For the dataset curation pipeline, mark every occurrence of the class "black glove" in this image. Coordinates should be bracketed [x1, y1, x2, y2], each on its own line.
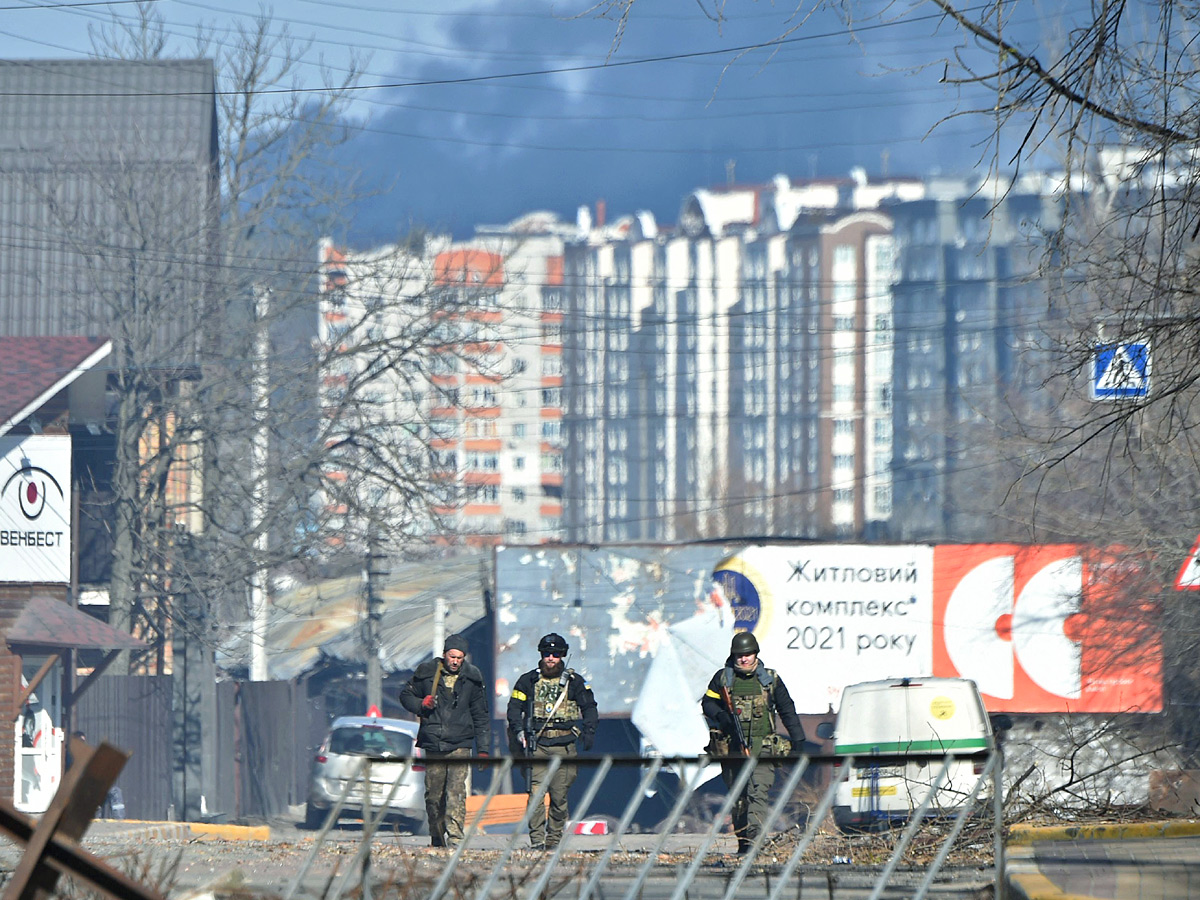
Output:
[715, 711, 737, 734]
[579, 732, 594, 751]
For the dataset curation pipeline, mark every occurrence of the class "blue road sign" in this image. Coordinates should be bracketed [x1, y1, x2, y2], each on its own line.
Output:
[1090, 342, 1150, 400]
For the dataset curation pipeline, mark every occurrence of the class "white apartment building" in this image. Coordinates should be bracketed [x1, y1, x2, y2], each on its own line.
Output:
[317, 213, 575, 549]
[563, 171, 919, 543]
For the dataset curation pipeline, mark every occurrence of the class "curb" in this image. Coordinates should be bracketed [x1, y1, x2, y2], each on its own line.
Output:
[187, 822, 271, 841]
[1005, 820, 1200, 900]
[1008, 820, 1200, 845]
[1005, 845, 1101, 900]
[91, 820, 271, 842]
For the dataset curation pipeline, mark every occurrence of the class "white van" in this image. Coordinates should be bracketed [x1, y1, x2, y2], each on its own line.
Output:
[824, 677, 1000, 833]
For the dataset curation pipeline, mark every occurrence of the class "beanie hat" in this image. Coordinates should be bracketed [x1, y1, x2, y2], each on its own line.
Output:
[444, 633, 469, 654]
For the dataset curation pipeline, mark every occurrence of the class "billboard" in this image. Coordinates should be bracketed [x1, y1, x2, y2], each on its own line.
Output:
[494, 542, 1162, 721]
[0, 435, 72, 584]
[932, 544, 1160, 713]
[712, 544, 933, 712]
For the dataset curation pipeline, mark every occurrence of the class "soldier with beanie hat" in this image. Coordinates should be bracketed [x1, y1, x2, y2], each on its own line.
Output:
[400, 633, 490, 848]
[701, 631, 806, 855]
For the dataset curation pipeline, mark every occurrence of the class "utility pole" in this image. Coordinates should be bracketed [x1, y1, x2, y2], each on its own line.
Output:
[249, 289, 271, 681]
[364, 538, 386, 712]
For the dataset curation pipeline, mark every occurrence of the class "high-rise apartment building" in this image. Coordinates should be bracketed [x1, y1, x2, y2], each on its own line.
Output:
[317, 213, 575, 548]
[888, 176, 1062, 541]
[563, 171, 923, 543]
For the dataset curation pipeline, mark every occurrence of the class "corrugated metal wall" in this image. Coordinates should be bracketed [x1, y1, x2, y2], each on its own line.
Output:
[76, 676, 326, 822]
[230, 680, 327, 818]
[75, 675, 173, 821]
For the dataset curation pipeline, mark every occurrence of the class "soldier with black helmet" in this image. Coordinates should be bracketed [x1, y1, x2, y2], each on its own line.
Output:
[702, 631, 806, 855]
[506, 632, 598, 850]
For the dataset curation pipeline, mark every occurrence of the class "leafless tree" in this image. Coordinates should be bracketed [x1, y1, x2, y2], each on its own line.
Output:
[75, 4, 489, 672]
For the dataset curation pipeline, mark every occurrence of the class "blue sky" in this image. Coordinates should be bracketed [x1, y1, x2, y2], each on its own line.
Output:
[1, 0, 1055, 243]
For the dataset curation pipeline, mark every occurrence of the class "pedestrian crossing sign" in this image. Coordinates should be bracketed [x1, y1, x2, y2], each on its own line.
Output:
[1177, 533, 1200, 590]
[1090, 342, 1150, 400]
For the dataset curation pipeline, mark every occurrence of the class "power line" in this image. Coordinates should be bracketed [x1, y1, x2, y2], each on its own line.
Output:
[0, 3, 1003, 99]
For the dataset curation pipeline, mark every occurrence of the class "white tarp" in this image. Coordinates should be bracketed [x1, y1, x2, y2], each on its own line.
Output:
[630, 603, 731, 785]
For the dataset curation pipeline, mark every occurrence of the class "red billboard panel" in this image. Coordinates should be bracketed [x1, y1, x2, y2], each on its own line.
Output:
[933, 544, 1161, 713]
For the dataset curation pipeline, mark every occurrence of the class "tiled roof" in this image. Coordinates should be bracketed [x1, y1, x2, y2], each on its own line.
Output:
[8, 595, 145, 650]
[0, 336, 111, 435]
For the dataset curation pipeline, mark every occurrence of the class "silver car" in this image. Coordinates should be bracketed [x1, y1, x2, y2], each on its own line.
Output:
[305, 716, 427, 831]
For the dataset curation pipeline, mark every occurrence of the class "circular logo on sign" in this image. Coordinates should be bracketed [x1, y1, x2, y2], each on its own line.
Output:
[930, 696, 956, 720]
[2, 465, 64, 521]
[712, 554, 771, 637]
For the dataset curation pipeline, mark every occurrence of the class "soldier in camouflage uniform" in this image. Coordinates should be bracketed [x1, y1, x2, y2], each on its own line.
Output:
[400, 634, 490, 848]
[702, 632, 806, 854]
[506, 633, 598, 850]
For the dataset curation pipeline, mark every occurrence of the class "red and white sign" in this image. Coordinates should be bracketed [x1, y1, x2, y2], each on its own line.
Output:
[1176, 534, 1200, 590]
[0, 436, 71, 584]
[932, 544, 1160, 713]
[573, 819, 609, 835]
[714, 543, 1161, 715]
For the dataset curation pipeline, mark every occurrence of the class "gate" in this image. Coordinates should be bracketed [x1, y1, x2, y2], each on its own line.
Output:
[73, 676, 172, 821]
[218, 679, 327, 819]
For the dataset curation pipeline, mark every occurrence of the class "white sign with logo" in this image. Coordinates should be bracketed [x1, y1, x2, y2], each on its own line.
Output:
[0, 436, 71, 583]
[713, 544, 935, 712]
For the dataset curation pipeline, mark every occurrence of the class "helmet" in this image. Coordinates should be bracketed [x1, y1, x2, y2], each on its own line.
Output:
[730, 632, 759, 656]
[538, 633, 569, 656]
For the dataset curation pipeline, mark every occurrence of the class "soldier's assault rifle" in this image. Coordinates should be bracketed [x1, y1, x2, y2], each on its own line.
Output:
[519, 709, 536, 785]
[719, 685, 751, 757]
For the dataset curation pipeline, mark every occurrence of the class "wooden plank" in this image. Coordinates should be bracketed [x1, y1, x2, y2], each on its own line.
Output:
[0, 799, 164, 900]
[0, 740, 159, 900]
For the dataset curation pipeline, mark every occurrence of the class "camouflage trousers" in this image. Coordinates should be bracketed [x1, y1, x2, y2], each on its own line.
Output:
[721, 759, 776, 850]
[424, 747, 471, 847]
[527, 743, 577, 848]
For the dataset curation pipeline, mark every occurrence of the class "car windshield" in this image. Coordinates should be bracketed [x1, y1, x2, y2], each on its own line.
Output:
[329, 726, 414, 757]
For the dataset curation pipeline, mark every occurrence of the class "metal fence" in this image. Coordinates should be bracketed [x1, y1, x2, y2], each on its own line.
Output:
[286, 750, 1005, 900]
[76, 676, 327, 821]
[75, 676, 173, 821]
